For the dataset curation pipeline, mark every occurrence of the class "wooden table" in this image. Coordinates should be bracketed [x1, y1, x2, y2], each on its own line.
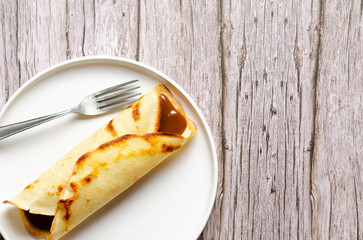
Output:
[1, 1, 362, 239]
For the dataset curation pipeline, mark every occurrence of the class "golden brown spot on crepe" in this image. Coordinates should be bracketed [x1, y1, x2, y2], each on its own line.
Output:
[86, 199, 90, 202]
[24, 180, 39, 189]
[3, 200, 10, 204]
[132, 102, 141, 121]
[75, 152, 91, 167]
[99, 162, 108, 167]
[84, 175, 92, 183]
[99, 133, 183, 152]
[57, 185, 64, 195]
[81, 173, 95, 185]
[59, 182, 78, 221]
[146, 148, 156, 156]
[59, 198, 73, 221]
[70, 182, 77, 190]
[162, 143, 181, 153]
[98, 134, 136, 150]
[106, 119, 117, 137]
[89, 161, 109, 176]
[126, 96, 142, 109]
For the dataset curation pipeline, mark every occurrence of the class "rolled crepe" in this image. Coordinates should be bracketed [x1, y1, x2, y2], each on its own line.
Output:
[4, 84, 196, 240]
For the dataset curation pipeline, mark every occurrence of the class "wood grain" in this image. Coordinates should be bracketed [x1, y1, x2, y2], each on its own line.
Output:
[310, 0, 363, 238]
[1, 0, 362, 239]
[219, 0, 318, 238]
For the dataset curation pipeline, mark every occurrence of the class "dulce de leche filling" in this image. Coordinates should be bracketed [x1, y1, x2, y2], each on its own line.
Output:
[158, 94, 187, 135]
[23, 210, 54, 232]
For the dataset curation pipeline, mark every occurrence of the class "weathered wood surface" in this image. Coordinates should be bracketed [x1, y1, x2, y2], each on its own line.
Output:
[0, 0, 362, 239]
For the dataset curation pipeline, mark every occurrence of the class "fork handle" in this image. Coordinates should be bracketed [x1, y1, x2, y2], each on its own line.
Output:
[0, 109, 73, 140]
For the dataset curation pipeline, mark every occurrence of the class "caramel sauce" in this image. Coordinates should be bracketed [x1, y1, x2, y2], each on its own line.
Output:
[158, 94, 187, 135]
[23, 210, 54, 231]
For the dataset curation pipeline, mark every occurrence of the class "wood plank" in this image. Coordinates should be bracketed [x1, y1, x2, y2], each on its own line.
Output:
[310, 0, 363, 238]
[0, 0, 20, 108]
[66, 0, 139, 58]
[218, 0, 321, 238]
[17, 1, 67, 83]
[0, 0, 68, 109]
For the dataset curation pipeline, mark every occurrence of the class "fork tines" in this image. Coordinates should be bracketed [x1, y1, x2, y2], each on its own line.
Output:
[94, 79, 139, 97]
[95, 80, 141, 111]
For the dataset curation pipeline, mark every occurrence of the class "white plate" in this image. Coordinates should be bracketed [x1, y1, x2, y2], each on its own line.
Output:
[0, 56, 217, 240]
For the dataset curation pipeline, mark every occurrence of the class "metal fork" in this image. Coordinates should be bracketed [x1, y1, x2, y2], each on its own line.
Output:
[0, 80, 141, 140]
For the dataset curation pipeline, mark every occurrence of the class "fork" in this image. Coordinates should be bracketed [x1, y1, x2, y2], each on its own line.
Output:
[0, 80, 141, 140]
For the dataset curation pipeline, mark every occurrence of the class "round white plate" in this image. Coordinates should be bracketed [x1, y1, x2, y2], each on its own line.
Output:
[0, 56, 217, 240]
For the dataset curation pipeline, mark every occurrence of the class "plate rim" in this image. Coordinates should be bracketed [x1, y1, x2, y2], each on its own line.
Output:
[0, 56, 218, 240]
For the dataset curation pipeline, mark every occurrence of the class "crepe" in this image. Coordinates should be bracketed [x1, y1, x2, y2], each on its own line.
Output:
[3, 84, 196, 240]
